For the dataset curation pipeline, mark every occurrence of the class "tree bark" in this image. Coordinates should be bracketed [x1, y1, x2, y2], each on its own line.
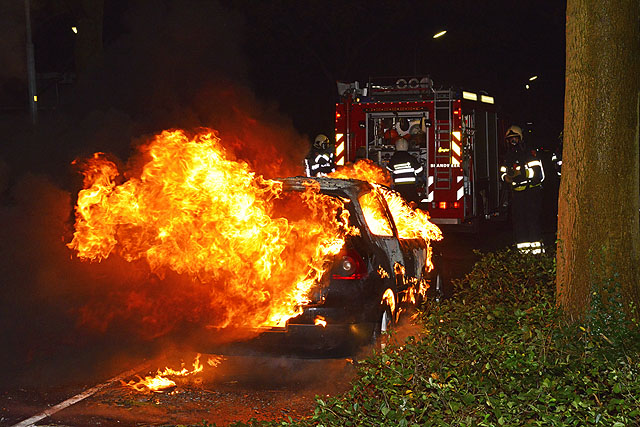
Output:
[557, 0, 640, 320]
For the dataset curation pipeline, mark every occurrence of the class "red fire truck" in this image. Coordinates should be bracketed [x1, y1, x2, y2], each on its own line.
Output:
[334, 76, 507, 228]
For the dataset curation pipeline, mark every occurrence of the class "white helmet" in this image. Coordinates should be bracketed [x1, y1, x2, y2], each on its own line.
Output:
[395, 138, 409, 151]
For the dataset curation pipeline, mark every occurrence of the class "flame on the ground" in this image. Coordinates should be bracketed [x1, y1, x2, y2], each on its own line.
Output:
[122, 354, 219, 393]
[68, 129, 353, 329]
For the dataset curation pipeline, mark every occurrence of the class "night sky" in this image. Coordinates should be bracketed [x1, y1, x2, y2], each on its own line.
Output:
[0, 0, 566, 127]
[239, 0, 566, 143]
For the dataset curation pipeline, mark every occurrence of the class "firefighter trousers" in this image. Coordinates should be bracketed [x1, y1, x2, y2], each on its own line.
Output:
[510, 187, 543, 246]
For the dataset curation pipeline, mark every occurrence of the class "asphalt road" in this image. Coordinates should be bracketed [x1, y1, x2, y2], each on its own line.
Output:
[1, 352, 357, 426]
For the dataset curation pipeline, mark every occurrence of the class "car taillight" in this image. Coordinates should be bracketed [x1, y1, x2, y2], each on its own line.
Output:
[332, 250, 366, 280]
[434, 201, 461, 209]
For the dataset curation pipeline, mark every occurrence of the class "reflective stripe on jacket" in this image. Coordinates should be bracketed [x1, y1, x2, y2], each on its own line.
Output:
[386, 152, 422, 185]
[499, 148, 545, 191]
[305, 151, 336, 177]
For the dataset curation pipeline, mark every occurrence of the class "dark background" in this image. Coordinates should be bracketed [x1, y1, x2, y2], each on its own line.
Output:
[0, 0, 565, 378]
[1, 0, 566, 165]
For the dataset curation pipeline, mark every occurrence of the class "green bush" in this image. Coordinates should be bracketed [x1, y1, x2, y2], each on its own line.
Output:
[235, 249, 640, 427]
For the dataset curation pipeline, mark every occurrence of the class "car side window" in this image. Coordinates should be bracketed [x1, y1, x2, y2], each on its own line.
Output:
[359, 191, 394, 237]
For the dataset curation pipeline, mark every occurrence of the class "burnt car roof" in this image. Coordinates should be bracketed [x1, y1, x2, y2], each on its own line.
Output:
[277, 177, 372, 197]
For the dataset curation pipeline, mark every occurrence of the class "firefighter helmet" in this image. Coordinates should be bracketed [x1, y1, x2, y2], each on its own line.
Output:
[395, 138, 409, 151]
[314, 134, 330, 150]
[505, 125, 523, 141]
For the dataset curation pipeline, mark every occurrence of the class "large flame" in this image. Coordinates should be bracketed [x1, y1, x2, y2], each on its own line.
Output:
[69, 129, 352, 329]
[330, 159, 392, 186]
[375, 185, 442, 243]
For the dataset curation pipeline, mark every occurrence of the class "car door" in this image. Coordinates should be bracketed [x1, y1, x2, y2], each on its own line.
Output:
[357, 190, 405, 288]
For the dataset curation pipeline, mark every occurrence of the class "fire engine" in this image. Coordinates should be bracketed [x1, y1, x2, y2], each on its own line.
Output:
[334, 76, 507, 228]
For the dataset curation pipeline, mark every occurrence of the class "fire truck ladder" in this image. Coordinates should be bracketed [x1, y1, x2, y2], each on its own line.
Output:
[434, 90, 454, 190]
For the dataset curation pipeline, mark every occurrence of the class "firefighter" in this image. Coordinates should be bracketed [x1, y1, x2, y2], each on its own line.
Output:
[304, 134, 336, 177]
[500, 125, 546, 254]
[386, 138, 423, 205]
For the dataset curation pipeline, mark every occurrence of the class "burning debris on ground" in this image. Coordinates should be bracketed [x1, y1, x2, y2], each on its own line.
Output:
[40, 354, 357, 426]
[120, 353, 224, 394]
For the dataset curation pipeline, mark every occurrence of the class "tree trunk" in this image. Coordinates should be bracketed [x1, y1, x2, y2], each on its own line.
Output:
[557, 0, 640, 320]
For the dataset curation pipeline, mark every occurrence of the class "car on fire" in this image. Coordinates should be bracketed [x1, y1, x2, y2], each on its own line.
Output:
[229, 176, 442, 356]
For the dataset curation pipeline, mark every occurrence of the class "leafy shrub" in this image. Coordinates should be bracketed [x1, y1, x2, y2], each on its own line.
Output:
[234, 249, 640, 427]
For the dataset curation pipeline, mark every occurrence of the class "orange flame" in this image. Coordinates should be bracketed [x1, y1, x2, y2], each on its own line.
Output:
[331, 160, 442, 274]
[122, 353, 214, 393]
[314, 315, 327, 327]
[375, 186, 442, 243]
[359, 191, 394, 236]
[377, 265, 389, 278]
[330, 159, 392, 186]
[68, 129, 353, 329]
[382, 288, 396, 313]
[376, 186, 442, 272]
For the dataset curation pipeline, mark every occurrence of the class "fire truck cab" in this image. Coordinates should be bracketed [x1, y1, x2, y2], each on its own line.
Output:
[335, 77, 507, 228]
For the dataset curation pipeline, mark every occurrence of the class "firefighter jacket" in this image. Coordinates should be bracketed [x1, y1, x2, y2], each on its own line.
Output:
[386, 151, 423, 185]
[500, 145, 545, 192]
[304, 150, 336, 177]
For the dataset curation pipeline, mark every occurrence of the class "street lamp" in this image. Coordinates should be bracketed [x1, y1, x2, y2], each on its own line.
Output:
[529, 75, 538, 81]
[433, 30, 447, 39]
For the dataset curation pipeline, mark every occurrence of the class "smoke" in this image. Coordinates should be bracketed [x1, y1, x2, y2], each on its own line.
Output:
[0, 0, 311, 378]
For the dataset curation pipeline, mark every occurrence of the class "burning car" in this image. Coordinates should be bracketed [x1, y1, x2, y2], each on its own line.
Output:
[67, 130, 441, 355]
[231, 176, 442, 355]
